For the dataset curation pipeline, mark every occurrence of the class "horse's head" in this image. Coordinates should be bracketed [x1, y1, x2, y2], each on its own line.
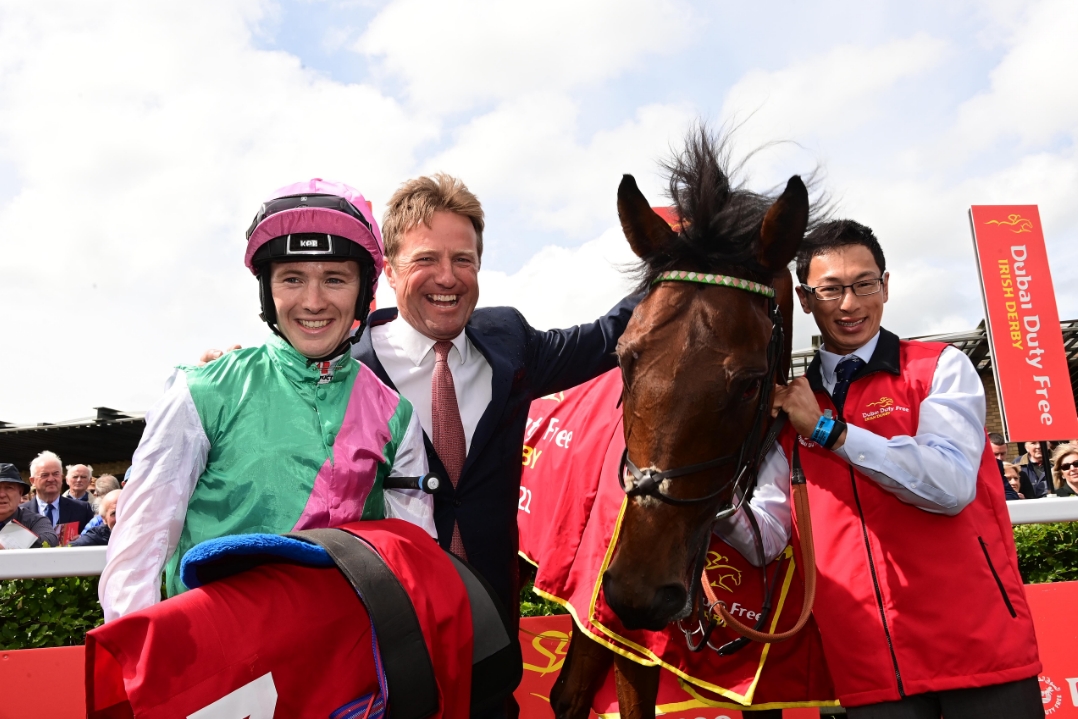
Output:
[602, 133, 807, 631]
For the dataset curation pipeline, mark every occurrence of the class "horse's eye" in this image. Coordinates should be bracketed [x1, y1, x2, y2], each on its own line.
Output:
[742, 378, 763, 399]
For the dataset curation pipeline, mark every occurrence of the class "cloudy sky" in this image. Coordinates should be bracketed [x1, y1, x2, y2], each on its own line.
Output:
[1, 0, 1076, 424]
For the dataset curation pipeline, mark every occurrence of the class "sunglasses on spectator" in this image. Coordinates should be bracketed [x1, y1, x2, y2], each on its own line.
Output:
[1060, 461, 1078, 472]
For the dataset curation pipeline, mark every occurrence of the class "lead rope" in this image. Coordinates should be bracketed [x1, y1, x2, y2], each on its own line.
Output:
[707, 440, 817, 643]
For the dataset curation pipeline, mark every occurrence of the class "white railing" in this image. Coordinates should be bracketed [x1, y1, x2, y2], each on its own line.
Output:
[1005, 496, 1078, 525]
[1, 500, 1076, 581]
[0, 545, 107, 580]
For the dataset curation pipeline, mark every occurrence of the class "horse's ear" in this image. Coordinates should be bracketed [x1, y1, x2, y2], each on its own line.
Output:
[618, 174, 677, 258]
[757, 175, 809, 272]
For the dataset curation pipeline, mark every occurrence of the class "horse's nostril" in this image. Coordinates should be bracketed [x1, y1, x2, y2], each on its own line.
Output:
[655, 584, 687, 616]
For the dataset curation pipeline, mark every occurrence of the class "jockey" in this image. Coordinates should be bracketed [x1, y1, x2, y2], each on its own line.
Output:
[100, 179, 435, 622]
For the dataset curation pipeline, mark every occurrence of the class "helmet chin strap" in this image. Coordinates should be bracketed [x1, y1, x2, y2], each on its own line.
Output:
[257, 267, 372, 366]
[262, 317, 364, 366]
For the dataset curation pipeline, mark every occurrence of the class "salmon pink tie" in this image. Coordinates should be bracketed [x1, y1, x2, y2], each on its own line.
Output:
[432, 340, 467, 558]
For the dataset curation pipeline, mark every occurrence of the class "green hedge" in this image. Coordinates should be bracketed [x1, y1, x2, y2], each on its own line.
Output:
[1013, 522, 1078, 584]
[1, 523, 1075, 650]
[0, 576, 103, 650]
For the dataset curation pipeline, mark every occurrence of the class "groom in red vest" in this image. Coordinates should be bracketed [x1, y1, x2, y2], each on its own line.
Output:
[725, 220, 1042, 718]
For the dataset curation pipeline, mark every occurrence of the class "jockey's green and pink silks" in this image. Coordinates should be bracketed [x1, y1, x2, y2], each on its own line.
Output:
[162, 337, 416, 596]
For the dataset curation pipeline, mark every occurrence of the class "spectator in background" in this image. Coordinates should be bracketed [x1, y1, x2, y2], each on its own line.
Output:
[1003, 463, 1024, 499]
[94, 475, 120, 497]
[71, 489, 120, 546]
[1017, 442, 1050, 498]
[0, 463, 58, 548]
[81, 474, 123, 535]
[988, 432, 1009, 462]
[63, 464, 93, 502]
[21, 451, 94, 540]
[1051, 443, 1078, 498]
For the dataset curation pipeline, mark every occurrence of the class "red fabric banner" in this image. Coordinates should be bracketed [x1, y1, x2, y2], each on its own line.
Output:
[1, 582, 1073, 716]
[970, 205, 1078, 441]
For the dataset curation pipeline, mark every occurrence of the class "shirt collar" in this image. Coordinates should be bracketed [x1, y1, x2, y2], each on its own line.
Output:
[384, 315, 470, 367]
[818, 331, 881, 386]
[36, 496, 58, 512]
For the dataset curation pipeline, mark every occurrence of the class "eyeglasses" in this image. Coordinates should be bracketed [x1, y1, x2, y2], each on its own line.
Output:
[1060, 461, 1078, 472]
[801, 278, 884, 301]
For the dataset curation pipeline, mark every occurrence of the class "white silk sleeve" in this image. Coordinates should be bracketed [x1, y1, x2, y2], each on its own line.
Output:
[99, 370, 208, 622]
[383, 409, 436, 540]
[712, 442, 792, 567]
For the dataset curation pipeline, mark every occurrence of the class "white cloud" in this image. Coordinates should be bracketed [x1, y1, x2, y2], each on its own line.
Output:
[477, 226, 639, 329]
[720, 34, 949, 148]
[426, 96, 694, 240]
[355, 0, 692, 113]
[0, 0, 435, 423]
[950, 0, 1078, 153]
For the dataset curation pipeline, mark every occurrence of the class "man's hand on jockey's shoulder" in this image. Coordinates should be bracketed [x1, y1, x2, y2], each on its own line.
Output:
[198, 345, 242, 366]
[771, 377, 847, 450]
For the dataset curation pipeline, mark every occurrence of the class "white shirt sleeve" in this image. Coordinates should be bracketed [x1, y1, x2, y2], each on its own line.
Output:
[383, 409, 437, 540]
[834, 346, 984, 515]
[713, 442, 792, 567]
[99, 370, 208, 622]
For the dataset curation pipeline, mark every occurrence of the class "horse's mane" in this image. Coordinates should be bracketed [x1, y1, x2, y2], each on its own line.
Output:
[632, 128, 785, 292]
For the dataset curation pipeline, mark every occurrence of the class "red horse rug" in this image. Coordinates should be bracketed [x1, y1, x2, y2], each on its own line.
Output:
[519, 369, 837, 713]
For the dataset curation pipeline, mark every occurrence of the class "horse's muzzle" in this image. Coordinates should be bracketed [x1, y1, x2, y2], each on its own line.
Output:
[602, 571, 689, 631]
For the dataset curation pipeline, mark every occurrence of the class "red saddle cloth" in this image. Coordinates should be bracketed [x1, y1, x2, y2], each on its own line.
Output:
[86, 520, 473, 719]
[520, 369, 836, 712]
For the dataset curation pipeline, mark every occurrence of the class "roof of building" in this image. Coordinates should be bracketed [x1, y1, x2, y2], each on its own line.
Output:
[0, 407, 146, 470]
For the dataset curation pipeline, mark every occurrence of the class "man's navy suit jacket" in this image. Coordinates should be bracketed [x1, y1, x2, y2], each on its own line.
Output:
[20, 495, 95, 533]
[353, 298, 638, 612]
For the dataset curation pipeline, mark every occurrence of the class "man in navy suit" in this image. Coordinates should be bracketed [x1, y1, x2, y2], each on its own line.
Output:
[21, 451, 95, 540]
[354, 174, 638, 622]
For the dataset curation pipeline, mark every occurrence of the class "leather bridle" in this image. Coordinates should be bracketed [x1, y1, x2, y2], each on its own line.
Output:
[618, 276, 785, 521]
[616, 270, 816, 654]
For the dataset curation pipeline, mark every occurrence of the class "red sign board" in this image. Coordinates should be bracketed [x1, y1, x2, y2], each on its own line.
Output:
[4, 583, 1076, 717]
[970, 205, 1078, 442]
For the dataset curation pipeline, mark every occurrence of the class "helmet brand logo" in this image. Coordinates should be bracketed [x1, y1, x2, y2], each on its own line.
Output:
[286, 233, 333, 254]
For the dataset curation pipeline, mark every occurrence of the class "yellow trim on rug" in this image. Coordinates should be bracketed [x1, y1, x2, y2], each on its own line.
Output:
[532, 584, 657, 665]
[678, 677, 841, 710]
[582, 497, 801, 706]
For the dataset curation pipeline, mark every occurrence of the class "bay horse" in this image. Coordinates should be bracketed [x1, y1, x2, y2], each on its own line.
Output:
[547, 130, 808, 719]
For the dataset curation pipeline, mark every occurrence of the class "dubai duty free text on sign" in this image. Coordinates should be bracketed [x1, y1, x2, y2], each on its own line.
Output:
[970, 205, 1078, 441]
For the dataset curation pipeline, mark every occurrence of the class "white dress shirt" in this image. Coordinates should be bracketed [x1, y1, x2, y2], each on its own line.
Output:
[717, 331, 986, 565]
[371, 315, 493, 452]
[34, 497, 60, 526]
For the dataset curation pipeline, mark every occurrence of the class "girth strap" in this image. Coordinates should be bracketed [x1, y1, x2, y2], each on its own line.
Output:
[286, 528, 439, 719]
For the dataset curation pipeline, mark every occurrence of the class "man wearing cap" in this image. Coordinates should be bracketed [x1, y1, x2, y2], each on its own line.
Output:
[102, 179, 433, 622]
[0, 463, 58, 549]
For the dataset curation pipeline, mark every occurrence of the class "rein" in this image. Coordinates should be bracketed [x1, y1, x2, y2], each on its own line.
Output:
[619, 269, 818, 651]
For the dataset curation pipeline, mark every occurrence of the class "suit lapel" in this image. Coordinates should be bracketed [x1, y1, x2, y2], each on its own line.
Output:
[357, 309, 451, 480]
[462, 320, 513, 478]
[354, 308, 400, 391]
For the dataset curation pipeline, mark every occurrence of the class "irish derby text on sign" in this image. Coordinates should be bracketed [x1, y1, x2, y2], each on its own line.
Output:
[970, 205, 1078, 441]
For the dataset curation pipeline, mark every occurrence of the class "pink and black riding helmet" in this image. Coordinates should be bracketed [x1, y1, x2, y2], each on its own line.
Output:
[245, 179, 384, 339]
